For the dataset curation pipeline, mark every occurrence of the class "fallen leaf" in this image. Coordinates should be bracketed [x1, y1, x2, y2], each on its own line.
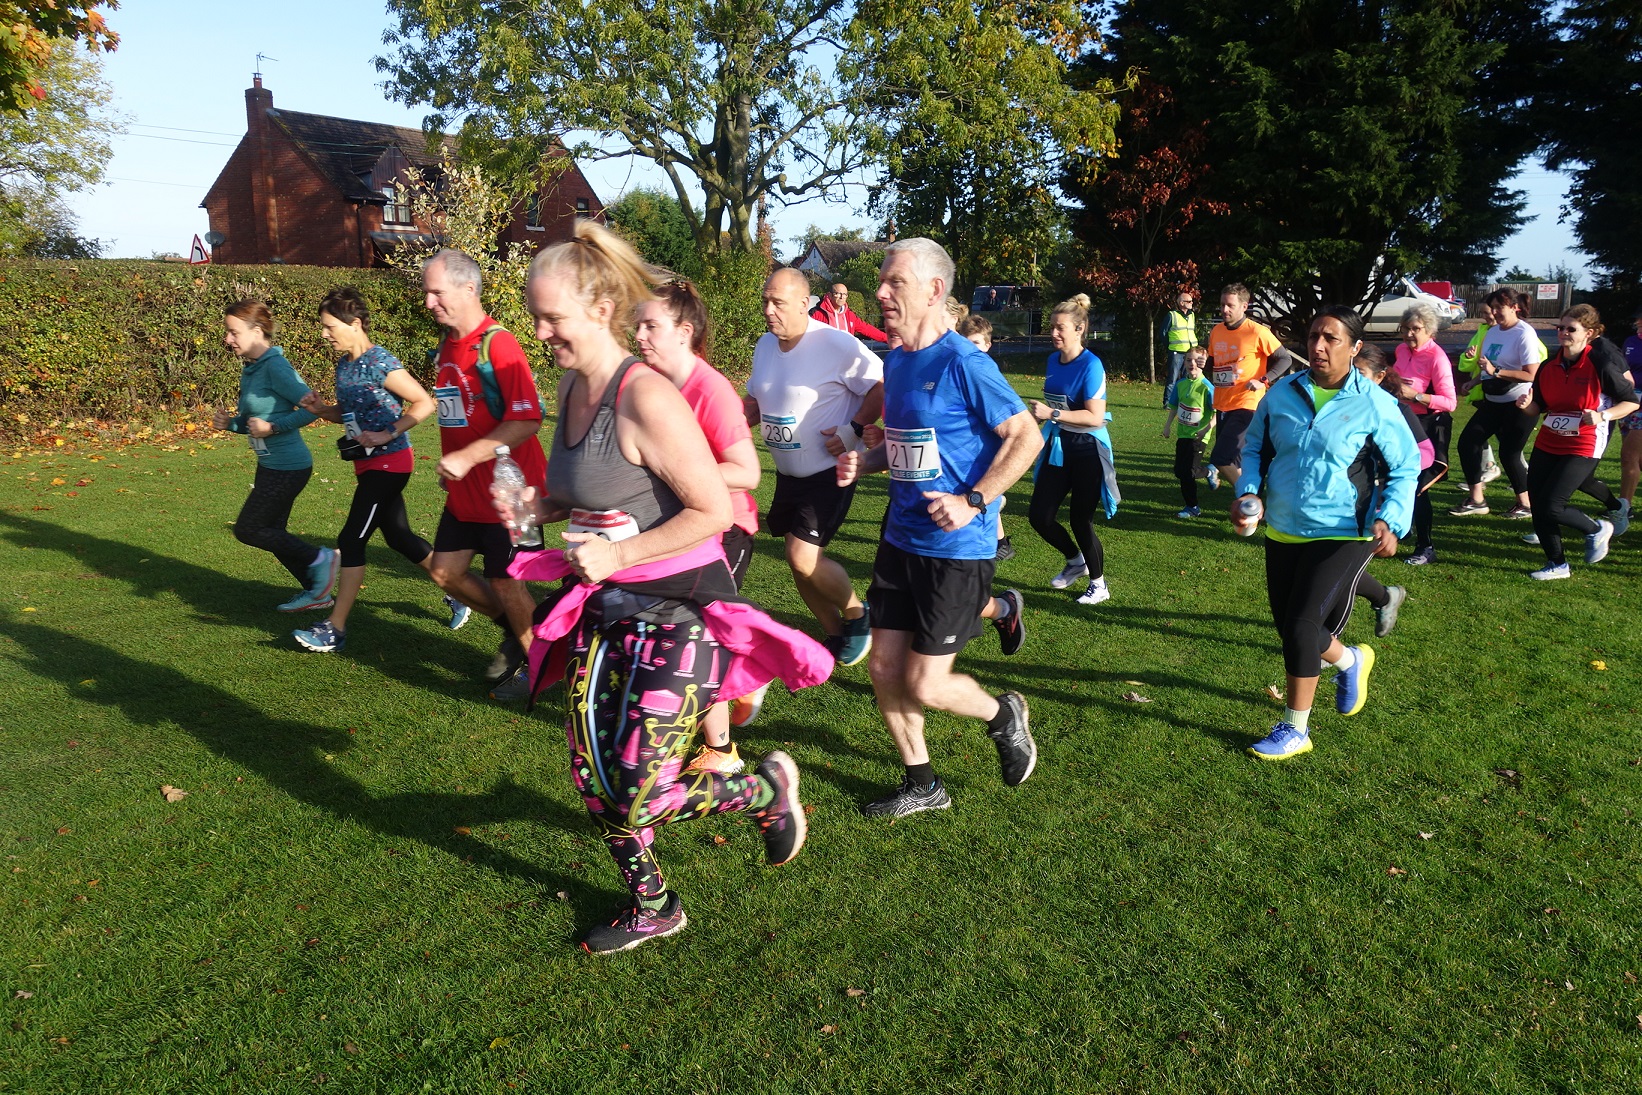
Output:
[21, 606, 35, 613]
[555, 891, 569, 902]
[49, 477, 64, 486]
[1121, 691, 1152, 703]
[1626, 972, 1637, 984]
[14, 991, 32, 999]
[1418, 831, 1434, 840]
[79, 679, 93, 686]
[453, 826, 472, 835]
[159, 785, 187, 803]
[343, 1041, 360, 1054]
[1264, 684, 1283, 702]
[1386, 866, 1407, 876]
[820, 1024, 836, 1034]
[711, 834, 728, 845]
[489, 1036, 512, 1049]
[1564, 980, 1574, 991]
[1123, 680, 1144, 686]
[846, 988, 865, 997]
[1591, 660, 1607, 670]
[56, 827, 69, 835]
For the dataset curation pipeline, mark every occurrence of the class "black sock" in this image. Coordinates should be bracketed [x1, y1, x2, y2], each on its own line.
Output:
[491, 612, 511, 633]
[986, 696, 1012, 734]
[708, 741, 733, 754]
[906, 761, 936, 788]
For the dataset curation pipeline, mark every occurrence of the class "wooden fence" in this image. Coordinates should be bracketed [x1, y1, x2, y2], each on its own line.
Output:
[1451, 281, 1572, 320]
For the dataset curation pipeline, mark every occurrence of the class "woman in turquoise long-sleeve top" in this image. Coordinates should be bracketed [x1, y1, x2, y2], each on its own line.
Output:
[209, 298, 338, 611]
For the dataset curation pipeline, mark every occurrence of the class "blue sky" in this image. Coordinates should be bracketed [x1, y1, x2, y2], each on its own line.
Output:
[71, 0, 1594, 284]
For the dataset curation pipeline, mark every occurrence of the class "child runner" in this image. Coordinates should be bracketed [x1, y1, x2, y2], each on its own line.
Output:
[1162, 345, 1219, 516]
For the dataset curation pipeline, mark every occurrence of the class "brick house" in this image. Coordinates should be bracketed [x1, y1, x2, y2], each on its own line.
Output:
[201, 77, 604, 267]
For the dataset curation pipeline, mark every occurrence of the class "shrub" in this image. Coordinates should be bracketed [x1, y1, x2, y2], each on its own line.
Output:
[695, 250, 772, 384]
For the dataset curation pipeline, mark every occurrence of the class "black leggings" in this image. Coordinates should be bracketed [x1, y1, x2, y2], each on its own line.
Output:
[1264, 538, 1375, 678]
[1528, 450, 1601, 565]
[234, 465, 320, 583]
[1357, 571, 1390, 609]
[1410, 412, 1451, 550]
[1459, 401, 1535, 493]
[338, 471, 432, 568]
[1174, 437, 1207, 507]
[1029, 438, 1106, 577]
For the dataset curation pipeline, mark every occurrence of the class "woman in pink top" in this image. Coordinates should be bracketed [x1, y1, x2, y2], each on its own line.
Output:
[635, 280, 765, 776]
[1388, 302, 1457, 565]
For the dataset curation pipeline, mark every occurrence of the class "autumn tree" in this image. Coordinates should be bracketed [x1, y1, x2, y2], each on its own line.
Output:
[0, 1, 117, 113]
[378, 0, 869, 257]
[0, 42, 123, 256]
[842, 0, 1122, 294]
[1100, 0, 1546, 332]
[1065, 81, 1228, 380]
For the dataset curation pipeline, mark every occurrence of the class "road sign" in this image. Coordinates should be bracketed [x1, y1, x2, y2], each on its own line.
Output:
[189, 234, 211, 265]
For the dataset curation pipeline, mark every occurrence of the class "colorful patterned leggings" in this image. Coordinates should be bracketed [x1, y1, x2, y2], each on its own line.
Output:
[563, 612, 764, 898]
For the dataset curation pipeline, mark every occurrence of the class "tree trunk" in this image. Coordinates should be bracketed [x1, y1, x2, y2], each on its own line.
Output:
[1146, 306, 1158, 385]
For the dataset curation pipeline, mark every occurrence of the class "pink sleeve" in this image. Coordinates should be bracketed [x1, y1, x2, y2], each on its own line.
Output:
[1422, 342, 1457, 412]
[690, 364, 751, 459]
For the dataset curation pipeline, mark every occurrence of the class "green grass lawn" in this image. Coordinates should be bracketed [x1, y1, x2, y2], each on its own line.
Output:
[3, 372, 1641, 1093]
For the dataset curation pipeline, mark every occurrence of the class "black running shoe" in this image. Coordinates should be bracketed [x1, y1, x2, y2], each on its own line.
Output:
[485, 633, 526, 682]
[991, 589, 1026, 656]
[580, 893, 688, 954]
[750, 750, 806, 865]
[987, 692, 1036, 787]
[995, 536, 1016, 561]
[862, 775, 953, 818]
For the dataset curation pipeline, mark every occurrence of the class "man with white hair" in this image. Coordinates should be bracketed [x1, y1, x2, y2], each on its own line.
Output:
[746, 267, 884, 665]
[836, 238, 1044, 817]
[421, 248, 546, 695]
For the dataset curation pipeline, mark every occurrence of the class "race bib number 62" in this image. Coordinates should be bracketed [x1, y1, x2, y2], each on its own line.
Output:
[885, 427, 941, 482]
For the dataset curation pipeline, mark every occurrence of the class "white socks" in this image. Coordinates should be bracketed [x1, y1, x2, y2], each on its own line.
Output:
[1327, 647, 1356, 671]
[1284, 707, 1311, 731]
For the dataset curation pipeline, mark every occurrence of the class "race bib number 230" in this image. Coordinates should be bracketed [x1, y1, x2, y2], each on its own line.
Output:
[885, 427, 942, 482]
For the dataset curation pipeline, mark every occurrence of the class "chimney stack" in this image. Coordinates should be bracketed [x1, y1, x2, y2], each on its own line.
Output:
[245, 78, 278, 261]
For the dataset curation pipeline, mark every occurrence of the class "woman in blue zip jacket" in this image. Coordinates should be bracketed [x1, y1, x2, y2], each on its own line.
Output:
[1230, 306, 1418, 761]
[210, 298, 337, 612]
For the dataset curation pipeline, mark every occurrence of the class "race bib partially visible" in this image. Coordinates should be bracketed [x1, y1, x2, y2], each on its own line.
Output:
[341, 411, 376, 455]
[760, 414, 800, 451]
[1043, 392, 1070, 412]
[1545, 412, 1582, 437]
[435, 385, 467, 428]
[248, 435, 269, 456]
[568, 508, 640, 541]
[1178, 406, 1204, 426]
[885, 427, 942, 482]
[1212, 366, 1238, 387]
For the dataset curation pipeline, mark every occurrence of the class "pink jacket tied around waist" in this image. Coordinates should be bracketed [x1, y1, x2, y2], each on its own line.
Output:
[508, 537, 834, 699]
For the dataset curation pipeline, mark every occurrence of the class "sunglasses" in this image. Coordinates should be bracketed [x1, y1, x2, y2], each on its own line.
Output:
[1555, 325, 1582, 333]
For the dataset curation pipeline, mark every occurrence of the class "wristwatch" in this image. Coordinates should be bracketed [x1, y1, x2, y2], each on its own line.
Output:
[1050, 408, 1061, 421]
[849, 420, 866, 437]
[963, 488, 986, 511]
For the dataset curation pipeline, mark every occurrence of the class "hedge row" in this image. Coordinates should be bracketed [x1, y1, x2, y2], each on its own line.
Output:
[0, 256, 772, 443]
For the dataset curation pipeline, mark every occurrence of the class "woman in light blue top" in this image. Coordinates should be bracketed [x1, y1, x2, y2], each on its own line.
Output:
[209, 298, 337, 612]
[1027, 294, 1120, 606]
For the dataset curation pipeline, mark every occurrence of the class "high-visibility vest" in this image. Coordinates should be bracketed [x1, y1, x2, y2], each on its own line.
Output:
[1165, 310, 1195, 352]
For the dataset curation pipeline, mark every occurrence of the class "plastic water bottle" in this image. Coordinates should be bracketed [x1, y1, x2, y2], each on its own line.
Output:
[1236, 496, 1263, 537]
[491, 445, 542, 548]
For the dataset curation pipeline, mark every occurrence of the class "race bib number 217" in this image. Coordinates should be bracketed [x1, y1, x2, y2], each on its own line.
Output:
[885, 427, 941, 482]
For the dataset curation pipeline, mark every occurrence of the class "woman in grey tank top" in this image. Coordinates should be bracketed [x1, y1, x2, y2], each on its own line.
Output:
[503, 221, 808, 955]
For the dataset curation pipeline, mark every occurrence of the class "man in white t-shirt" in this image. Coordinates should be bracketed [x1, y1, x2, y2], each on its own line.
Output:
[746, 267, 884, 666]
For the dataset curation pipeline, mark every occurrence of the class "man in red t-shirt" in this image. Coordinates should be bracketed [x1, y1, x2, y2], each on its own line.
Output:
[811, 283, 888, 343]
[422, 249, 548, 688]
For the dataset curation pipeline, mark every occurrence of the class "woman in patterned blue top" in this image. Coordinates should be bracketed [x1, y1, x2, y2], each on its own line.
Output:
[292, 287, 439, 653]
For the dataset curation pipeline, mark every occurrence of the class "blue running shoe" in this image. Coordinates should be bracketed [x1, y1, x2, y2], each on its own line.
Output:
[835, 606, 872, 667]
[278, 588, 335, 612]
[1334, 643, 1375, 717]
[1585, 519, 1614, 565]
[293, 620, 344, 652]
[1247, 721, 1312, 761]
[1206, 465, 1220, 491]
[444, 595, 472, 630]
[306, 547, 339, 599]
[1613, 499, 1631, 537]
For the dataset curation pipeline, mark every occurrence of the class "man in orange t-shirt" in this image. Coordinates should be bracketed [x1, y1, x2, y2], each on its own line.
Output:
[1207, 282, 1293, 485]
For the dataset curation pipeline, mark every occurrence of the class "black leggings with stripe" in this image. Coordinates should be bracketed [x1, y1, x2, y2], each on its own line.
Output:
[337, 470, 432, 568]
[1264, 538, 1375, 678]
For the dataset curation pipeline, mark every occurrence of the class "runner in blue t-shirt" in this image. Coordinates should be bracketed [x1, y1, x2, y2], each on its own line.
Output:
[835, 238, 1044, 819]
[1028, 294, 1120, 605]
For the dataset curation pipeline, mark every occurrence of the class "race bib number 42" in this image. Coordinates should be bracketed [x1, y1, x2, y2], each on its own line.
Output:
[1212, 366, 1238, 387]
[761, 414, 801, 451]
[885, 427, 942, 482]
[435, 385, 467, 428]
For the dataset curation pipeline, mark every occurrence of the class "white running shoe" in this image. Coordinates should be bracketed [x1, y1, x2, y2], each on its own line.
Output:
[1585, 519, 1614, 565]
[1049, 561, 1089, 590]
[1076, 577, 1111, 606]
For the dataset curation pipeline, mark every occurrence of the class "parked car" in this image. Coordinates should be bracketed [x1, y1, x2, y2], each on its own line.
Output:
[1364, 277, 1464, 334]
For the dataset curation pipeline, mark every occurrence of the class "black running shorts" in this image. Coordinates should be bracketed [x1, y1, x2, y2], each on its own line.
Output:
[868, 540, 994, 656]
[766, 470, 857, 547]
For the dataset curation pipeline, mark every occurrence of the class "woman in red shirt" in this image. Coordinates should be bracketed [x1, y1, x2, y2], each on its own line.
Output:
[1516, 305, 1638, 579]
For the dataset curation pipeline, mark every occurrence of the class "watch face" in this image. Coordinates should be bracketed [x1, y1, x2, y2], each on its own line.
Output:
[966, 491, 985, 510]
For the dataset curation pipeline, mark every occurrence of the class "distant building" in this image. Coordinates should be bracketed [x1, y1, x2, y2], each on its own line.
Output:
[793, 240, 891, 280]
[201, 77, 603, 267]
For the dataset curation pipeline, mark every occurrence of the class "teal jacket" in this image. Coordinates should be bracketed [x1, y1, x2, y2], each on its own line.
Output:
[1236, 368, 1418, 539]
[227, 347, 315, 470]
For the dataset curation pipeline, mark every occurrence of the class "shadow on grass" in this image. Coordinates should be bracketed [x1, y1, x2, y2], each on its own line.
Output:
[0, 510, 497, 699]
[4, 619, 618, 917]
